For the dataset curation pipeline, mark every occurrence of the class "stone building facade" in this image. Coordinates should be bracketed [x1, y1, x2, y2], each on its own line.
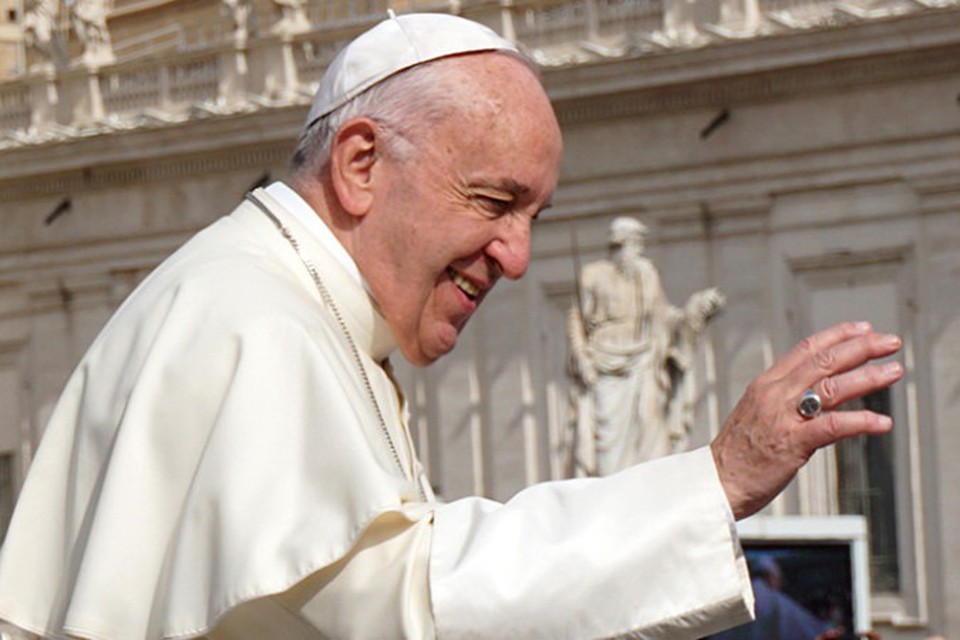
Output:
[0, 0, 958, 637]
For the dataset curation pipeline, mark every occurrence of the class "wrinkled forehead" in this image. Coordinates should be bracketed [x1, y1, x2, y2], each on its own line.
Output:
[378, 51, 560, 163]
[438, 55, 562, 179]
[437, 53, 553, 119]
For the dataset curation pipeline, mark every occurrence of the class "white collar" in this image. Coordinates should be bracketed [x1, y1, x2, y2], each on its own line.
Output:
[265, 181, 366, 290]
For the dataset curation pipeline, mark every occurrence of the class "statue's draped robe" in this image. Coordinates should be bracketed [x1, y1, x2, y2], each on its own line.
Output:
[0, 185, 753, 639]
[572, 257, 690, 475]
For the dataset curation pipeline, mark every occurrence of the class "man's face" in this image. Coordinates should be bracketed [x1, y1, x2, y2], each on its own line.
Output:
[357, 54, 563, 366]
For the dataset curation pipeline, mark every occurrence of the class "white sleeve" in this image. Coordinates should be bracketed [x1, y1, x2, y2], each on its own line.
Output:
[430, 447, 754, 640]
[234, 447, 751, 640]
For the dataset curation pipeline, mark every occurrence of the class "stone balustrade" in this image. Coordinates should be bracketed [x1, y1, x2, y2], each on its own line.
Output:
[0, 0, 954, 147]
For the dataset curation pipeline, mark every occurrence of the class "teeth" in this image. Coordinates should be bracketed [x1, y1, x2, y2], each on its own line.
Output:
[448, 269, 480, 298]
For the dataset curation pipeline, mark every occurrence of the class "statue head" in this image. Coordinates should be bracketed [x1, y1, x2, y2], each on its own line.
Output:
[608, 217, 648, 266]
[608, 217, 648, 246]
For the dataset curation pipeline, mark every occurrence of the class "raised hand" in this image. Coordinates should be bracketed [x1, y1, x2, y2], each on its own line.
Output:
[710, 321, 904, 520]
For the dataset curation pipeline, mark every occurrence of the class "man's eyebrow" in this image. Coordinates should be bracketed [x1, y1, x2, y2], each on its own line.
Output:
[470, 179, 531, 197]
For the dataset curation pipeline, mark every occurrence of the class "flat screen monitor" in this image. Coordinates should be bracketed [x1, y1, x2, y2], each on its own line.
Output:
[705, 515, 871, 640]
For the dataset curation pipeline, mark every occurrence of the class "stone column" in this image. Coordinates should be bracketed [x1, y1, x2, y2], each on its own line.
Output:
[499, 0, 517, 43]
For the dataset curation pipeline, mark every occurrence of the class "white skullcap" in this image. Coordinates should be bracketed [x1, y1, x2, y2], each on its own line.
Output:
[609, 217, 649, 245]
[305, 12, 519, 128]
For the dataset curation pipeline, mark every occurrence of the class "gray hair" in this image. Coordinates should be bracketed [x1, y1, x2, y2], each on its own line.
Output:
[289, 50, 538, 177]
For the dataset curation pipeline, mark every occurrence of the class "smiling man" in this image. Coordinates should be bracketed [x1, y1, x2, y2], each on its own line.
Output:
[289, 48, 562, 365]
[0, 12, 903, 640]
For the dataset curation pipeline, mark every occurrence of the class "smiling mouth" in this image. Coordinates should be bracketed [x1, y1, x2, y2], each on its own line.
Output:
[447, 268, 480, 300]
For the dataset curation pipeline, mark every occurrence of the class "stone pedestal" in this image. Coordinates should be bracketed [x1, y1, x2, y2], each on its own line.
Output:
[27, 66, 58, 131]
[80, 46, 115, 69]
[279, 39, 299, 100]
[85, 67, 105, 121]
[218, 46, 249, 106]
[271, 2, 311, 38]
[663, 0, 718, 45]
[714, 0, 762, 37]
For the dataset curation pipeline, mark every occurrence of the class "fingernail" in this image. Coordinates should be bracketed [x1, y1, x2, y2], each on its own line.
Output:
[878, 415, 893, 430]
[883, 361, 903, 377]
[883, 334, 902, 349]
[855, 321, 871, 332]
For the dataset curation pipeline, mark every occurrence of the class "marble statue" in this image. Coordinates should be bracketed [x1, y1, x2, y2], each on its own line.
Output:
[567, 217, 724, 476]
[222, 0, 252, 45]
[272, 0, 309, 34]
[23, 0, 59, 69]
[69, 0, 113, 65]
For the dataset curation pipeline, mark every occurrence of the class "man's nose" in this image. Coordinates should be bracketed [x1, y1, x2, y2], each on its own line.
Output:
[486, 220, 531, 281]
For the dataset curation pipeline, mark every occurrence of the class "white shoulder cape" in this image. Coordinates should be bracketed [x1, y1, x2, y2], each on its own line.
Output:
[0, 191, 425, 639]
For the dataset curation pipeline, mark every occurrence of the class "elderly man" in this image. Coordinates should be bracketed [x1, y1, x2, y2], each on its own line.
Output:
[0, 13, 902, 640]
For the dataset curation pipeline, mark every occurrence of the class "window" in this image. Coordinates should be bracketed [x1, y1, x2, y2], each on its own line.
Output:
[837, 389, 899, 592]
[787, 246, 926, 623]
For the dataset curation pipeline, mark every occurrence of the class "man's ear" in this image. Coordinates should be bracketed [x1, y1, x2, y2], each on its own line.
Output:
[329, 118, 380, 218]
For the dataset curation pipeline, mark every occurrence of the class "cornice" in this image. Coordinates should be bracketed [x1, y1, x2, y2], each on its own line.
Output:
[0, 141, 292, 200]
[88, 143, 291, 188]
[788, 243, 912, 271]
[3, 8, 959, 199]
[0, 107, 304, 197]
[28, 273, 110, 309]
[0, 229, 193, 276]
[0, 339, 26, 367]
[913, 174, 960, 216]
[544, 8, 960, 95]
[547, 10, 960, 124]
[553, 130, 960, 212]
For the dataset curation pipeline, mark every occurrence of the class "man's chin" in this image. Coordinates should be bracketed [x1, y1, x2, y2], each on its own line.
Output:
[400, 327, 460, 367]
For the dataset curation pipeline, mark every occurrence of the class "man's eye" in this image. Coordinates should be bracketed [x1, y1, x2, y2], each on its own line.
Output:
[479, 196, 511, 214]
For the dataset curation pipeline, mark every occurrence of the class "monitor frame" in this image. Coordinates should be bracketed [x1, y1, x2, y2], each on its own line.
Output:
[735, 514, 871, 634]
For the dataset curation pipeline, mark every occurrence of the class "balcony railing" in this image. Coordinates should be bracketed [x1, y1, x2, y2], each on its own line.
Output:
[0, 0, 955, 146]
[512, 0, 661, 46]
[101, 65, 163, 115]
[0, 84, 30, 132]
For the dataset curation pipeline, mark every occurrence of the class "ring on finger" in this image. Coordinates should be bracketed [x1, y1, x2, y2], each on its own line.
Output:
[797, 389, 823, 419]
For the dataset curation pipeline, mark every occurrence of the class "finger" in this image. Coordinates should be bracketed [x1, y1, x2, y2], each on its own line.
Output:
[783, 331, 901, 395]
[814, 361, 904, 411]
[797, 409, 893, 451]
[767, 321, 873, 379]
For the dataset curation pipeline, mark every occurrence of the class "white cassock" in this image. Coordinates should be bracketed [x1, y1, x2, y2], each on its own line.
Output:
[0, 183, 754, 639]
